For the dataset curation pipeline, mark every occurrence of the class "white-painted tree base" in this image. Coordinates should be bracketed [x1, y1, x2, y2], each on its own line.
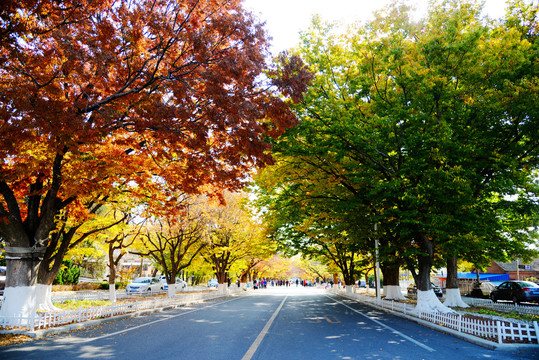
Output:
[443, 288, 469, 308]
[0, 284, 60, 321]
[0, 286, 38, 320]
[383, 285, 406, 300]
[413, 289, 454, 314]
[109, 286, 117, 303]
[35, 284, 60, 312]
[218, 283, 227, 293]
[240, 282, 247, 290]
[167, 285, 176, 298]
[345, 285, 354, 294]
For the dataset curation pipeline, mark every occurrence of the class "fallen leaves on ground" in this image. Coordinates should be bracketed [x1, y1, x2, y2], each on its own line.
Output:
[0, 334, 35, 347]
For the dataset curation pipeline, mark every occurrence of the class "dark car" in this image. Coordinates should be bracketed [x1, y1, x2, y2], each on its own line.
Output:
[407, 282, 443, 297]
[490, 281, 539, 304]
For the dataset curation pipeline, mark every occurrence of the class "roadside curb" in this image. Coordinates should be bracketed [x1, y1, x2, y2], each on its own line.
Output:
[330, 291, 539, 351]
[19, 292, 242, 339]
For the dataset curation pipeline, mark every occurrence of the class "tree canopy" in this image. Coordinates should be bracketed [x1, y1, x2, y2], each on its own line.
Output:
[0, 0, 309, 271]
[0, 0, 311, 316]
[254, 0, 539, 307]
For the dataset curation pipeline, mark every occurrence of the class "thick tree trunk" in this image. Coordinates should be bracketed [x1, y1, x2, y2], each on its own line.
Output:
[4, 247, 42, 288]
[413, 233, 452, 313]
[0, 246, 60, 320]
[416, 245, 433, 292]
[444, 255, 468, 308]
[217, 283, 227, 293]
[382, 266, 405, 300]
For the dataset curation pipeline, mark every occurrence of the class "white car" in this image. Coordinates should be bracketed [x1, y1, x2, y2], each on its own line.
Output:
[207, 279, 219, 287]
[126, 277, 163, 294]
[160, 277, 187, 290]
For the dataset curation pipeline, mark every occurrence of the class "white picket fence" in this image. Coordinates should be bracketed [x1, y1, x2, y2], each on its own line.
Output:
[330, 289, 539, 345]
[0, 290, 233, 332]
[463, 297, 539, 316]
[50, 286, 205, 303]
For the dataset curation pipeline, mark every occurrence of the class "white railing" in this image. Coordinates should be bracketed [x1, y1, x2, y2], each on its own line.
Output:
[463, 297, 539, 316]
[0, 290, 233, 332]
[330, 289, 539, 345]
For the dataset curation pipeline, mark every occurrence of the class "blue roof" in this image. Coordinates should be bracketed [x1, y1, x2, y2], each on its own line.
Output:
[457, 272, 510, 281]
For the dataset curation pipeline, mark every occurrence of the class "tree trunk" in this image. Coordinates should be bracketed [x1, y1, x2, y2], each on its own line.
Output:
[240, 271, 248, 283]
[0, 246, 59, 320]
[167, 283, 176, 298]
[413, 232, 453, 313]
[108, 247, 117, 303]
[444, 255, 468, 308]
[382, 266, 405, 300]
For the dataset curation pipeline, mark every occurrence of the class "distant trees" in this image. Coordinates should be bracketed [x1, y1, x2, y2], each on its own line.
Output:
[136, 199, 207, 297]
[200, 191, 274, 292]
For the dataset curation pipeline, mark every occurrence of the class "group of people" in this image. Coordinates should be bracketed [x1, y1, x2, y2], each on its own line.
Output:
[250, 278, 323, 288]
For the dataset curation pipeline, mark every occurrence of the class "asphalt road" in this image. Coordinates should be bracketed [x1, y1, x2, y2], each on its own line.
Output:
[1, 287, 537, 360]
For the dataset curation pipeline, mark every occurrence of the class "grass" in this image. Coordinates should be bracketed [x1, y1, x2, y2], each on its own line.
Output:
[459, 306, 539, 322]
[54, 299, 111, 309]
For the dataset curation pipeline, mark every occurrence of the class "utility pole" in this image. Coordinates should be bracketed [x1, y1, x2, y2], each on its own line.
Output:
[375, 223, 381, 301]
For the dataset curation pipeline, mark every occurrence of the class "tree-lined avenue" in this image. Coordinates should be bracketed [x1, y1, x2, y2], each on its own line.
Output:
[2, 288, 536, 360]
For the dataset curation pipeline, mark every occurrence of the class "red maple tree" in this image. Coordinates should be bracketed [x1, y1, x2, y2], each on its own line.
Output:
[0, 0, 311, 309]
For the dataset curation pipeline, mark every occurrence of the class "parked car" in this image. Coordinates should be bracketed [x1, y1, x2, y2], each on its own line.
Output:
[207, 279, 219, 288]
[356, 280, 366, 288]
[160, 277, 187, 291]
[125, 277, 163, 293]
[489, 281, 539, 304]
[407, 282, 443, 297]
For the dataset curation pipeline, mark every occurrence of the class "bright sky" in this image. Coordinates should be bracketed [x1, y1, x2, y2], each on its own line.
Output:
[242, 0, 513, 53]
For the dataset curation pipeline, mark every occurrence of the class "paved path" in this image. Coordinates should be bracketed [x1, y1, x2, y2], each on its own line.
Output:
[1, 287, 536, 359]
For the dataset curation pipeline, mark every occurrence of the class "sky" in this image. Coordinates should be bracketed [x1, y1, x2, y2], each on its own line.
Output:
[242, 0, 514, 54]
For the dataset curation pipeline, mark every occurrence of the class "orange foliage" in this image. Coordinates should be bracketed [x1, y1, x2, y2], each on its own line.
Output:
[0, 0, 311, 249]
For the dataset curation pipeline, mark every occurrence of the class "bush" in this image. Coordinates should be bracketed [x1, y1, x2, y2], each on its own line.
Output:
[97, 281, 121, 290]
[53, 260, 81, 285]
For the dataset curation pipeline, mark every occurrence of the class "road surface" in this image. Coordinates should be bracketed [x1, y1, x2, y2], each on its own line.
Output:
[1, 287, 536, 359]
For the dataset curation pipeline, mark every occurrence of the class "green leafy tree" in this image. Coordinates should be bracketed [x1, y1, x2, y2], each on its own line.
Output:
[257, 0, 538, 311]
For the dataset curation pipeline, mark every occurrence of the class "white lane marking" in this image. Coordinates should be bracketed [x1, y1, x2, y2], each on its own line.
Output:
[77, 297, 240, 343]
[327, 295, 436, 352]
[241, 296, 288, 360]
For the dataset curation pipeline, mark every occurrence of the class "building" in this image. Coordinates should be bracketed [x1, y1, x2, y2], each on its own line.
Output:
[484, 259, 539, 281]
[435, 272, 510, 295]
